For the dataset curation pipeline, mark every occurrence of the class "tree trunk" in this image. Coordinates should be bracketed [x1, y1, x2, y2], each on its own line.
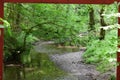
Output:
[7, 3, 22, 32]
[99, 7, 107, 40]
[89, 7, 95, 31]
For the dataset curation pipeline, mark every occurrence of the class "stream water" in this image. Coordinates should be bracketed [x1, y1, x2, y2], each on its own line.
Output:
[3, 41, 80, 80]
[3, 41, 115, 80]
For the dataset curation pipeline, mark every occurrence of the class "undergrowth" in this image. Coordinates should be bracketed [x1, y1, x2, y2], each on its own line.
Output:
[83, 29, 117, 72]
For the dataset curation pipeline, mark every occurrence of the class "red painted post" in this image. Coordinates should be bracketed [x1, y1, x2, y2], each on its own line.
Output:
[117, 5, 120, 80]
[0, 0, 4, 80]
[117, 52, 120, 80]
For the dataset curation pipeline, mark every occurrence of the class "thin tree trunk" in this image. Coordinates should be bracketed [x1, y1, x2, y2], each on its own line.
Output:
[89, 7, 95, 31]
[7, 3, 22, 32]
[99, 7, 107, 40]
[8, 3, 15, 30]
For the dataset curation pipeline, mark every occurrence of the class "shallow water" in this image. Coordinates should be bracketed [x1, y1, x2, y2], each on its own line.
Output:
[4, 42, 80, 80]
[4, 54, 66, 80]
[3, 42, 116, 80]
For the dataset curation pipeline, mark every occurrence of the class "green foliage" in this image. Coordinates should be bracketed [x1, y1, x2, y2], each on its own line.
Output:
[83, 3, 117, 72]
[110, 75, 116, 80]
[13, 4, 89, 46]
[0, 18, 12, 36]
[2, 18, 38, 63]
[83, 29, 117, 72]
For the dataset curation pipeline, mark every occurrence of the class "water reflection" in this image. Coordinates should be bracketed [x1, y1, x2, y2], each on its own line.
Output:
[4, 42, 80, 80]
[34, 42, 80, 54]
[4, 53, 66, 80]
[4, 66, 24, 80]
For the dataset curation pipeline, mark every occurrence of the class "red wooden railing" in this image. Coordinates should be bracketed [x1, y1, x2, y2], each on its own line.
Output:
[0, 0, 120, 80]
[4, 0, 114, 4]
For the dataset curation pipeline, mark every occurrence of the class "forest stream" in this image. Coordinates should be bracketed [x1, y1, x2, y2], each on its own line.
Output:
[4, 41, 115, 80]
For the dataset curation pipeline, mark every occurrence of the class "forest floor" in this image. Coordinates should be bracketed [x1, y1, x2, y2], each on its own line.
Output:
[34, 41, 116, 80]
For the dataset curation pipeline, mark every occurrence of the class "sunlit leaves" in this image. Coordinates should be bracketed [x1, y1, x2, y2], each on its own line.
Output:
[0, 18, 12, 36]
